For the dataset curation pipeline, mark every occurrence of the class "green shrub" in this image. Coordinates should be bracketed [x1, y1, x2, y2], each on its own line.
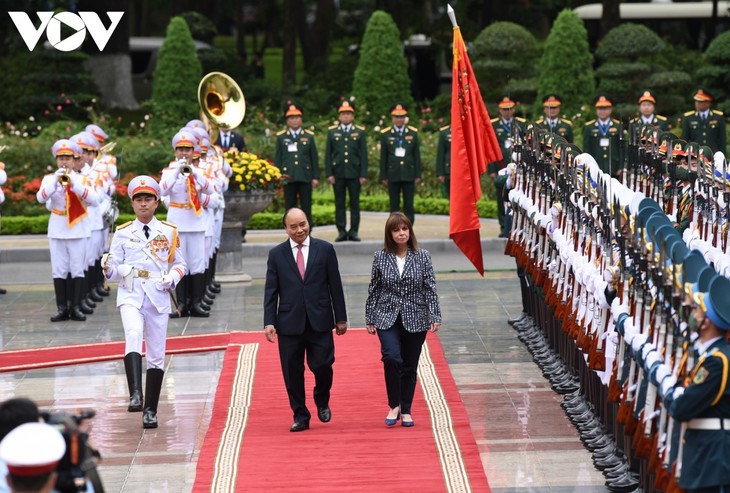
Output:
[179, 11, 217, 45]
[472, 22, 539, 106]
[351, 11, 412, 124]
[149, 17, 202, 136]
[698, 31, 730, 113]
[595, 23, 665, 61]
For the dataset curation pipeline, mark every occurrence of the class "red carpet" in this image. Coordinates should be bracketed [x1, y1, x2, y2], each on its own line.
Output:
[193, 330, 490, 493]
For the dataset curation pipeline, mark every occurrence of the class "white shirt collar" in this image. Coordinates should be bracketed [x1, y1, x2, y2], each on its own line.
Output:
[697, 335, 722, 355]
[289, 236, 310, 250]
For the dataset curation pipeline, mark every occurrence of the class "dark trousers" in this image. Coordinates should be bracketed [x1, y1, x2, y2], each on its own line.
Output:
[377, 315, 427, 414]
[284, 181, 313, 226]
[277, 317, 335, 422]
[334, 177, 361, 235]
[442, 178, 451, 199]
[388, 180, 415, 224]
[495, 179, 508, 235]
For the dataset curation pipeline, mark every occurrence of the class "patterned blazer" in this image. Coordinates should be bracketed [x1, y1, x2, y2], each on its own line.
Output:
[365, 249, 441, 333]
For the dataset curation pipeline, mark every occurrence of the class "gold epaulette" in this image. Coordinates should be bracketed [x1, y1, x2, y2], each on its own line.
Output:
[684, 110, 695, 117]
[161, 220, 178, 229]
[116, 221, 132, 230]
[629, 117, 639, 123]
[328, 124, 338, 130]
[276, 129, 287, 136]
[535, 118, 545, 124]
[611, 118, 620, 124]
[712, 109, 724, 116]
[407, 125, 418, 132]
[439, 124, 450, 131]
[657, 115, 668, 121]
[516, 117, 527, 123]
[585, 119, 596, 125]
[560, 118, 573, 125]
[491, 117, 499, 123]
[381, 126, 392, 134]
[304, 129, 315, 135]
[355, 124, 366, 131]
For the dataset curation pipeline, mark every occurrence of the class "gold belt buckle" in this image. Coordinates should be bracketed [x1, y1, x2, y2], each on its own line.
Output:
[137, 269, 149, 278]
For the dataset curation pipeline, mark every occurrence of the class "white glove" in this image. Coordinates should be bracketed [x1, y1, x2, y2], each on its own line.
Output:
[653, 364, 671, 385]
[623, 320, 638, 344]
[157, 274, 174, 291]
[641, 341, 656, 360]
[631, 333, 648, 353]
[644, 349, 660, 370]
[117, 264, 133, 277]
[54, 168, 66, 176]
[660, 375, 678, 397]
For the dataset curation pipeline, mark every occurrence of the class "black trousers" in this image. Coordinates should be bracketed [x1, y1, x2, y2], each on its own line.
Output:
[388, 180, 415, 224]
[277, 316, 335, 422]
[284, 181, 313, 226]
[333, 177, 361, 235]
[377, 315, 427, 414]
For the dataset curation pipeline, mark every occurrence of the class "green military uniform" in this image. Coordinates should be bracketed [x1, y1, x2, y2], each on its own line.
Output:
[629, 114, 669, 133]
[435, 125, 451, 199]
[490, 106, 525, 237]
[274, 103, 319, 225]
[325, 111, 368, 240]
[583, 118, 623, 176]
[629, 90, 670, 136]
[682, 110, 726, 154]
[535, 116, 573, 142]
[380, 104, 421, 225]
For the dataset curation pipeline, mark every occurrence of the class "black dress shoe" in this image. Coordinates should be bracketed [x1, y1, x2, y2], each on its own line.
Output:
[290, 421, 310, 432]
[335, 234, 348, 242]
[143, 409, 158, 429]
[317, 406, 331, 423]
[0, 287, 7, 295]
[348, 233, 361, 242]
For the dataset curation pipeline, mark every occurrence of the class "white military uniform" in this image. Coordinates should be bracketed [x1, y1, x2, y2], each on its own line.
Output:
[106, 217, 186, 368]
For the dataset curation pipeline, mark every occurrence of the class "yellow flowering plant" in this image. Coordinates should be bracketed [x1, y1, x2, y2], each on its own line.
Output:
[223, 150, 283, 192]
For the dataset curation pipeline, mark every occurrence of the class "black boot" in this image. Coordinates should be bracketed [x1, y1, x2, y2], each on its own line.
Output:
[143, 368, 165, 429]
[124, 352, 143, 412]
[88, 268, 103, 302]
[189, 273, 210, 317]
[209, 251, 221, 291]
[50, 278, 70, 322]
[95, 260, 110, 297]
[69, 277, 87, 321]
[169, 277, 188, 318]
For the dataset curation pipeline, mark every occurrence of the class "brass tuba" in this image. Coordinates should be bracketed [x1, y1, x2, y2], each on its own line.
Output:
[197, 72, 246, 148]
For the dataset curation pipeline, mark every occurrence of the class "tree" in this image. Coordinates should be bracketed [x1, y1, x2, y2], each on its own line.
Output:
[471, 22, 539, 112]
[149, 17, 202, 135]
[697, 30, 730, 115]
[537, 9, 595, 119]
[351, 10, 412, 122]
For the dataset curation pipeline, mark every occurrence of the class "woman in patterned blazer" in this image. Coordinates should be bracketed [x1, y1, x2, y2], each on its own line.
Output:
[366, 212, 441, 427]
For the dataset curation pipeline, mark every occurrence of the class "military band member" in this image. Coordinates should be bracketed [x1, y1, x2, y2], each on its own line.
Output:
[490, 95, 525, 237]
[36, 139, 102, 322]
[325, 100, 368, 242]
[159, 130, 213, 318]
[535, 94, 573, 142]
[0, 161, 6, 295]
[274, 101, 319, 228]
[681, 88, 727, 154]
[583, 94, 624, 177]
[380, 102, 421, 225]
[629, 90, 669, 133]
[435, 124, 451, 199]
[104, 176, 186, 429]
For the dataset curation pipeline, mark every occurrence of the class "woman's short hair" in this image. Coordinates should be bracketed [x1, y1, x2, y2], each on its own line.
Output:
[383, 212, 418, 254]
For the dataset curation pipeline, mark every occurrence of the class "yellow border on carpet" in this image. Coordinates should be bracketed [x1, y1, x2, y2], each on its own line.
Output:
[210, 343, 259, 493]
[419, 342, 472, 493]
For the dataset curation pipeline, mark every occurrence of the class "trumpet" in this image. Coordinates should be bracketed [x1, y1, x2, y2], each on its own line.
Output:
[58, 170, 70, 186]
[177, 158, 192, 177]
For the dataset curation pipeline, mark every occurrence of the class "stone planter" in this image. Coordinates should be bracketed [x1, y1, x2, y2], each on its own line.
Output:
[217, 190, 275, 280]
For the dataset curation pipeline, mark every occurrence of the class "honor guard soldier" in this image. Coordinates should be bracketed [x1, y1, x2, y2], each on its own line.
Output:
[274, 101, 319, 227]
[490, 95, 525, 237]
[435, 123, 451, 198]
[535, 94, 573, 142]
[654, 274, 730, 492]
[104, 176, 186, 429]
[159, 130, 214, 318]
[583, 94, 624, 177]
[380, 102, 422, 225]
[0, 422, 66, 493]
[325, 100, 368, 242]
[629, 90, 669, 133]
[0, 161, 7, 295]
[682, 88, 727, 154]
[37, 139, 102, 323]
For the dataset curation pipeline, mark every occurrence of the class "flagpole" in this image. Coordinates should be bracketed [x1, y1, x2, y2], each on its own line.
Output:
[447, 4, 457, 28]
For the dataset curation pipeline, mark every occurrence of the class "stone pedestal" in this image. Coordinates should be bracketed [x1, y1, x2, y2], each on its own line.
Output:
[217, 190, 274, 281]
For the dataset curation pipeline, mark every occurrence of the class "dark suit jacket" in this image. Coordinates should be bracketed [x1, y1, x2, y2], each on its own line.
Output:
[264, 237, 347, 334]
[365, 249, 441, 333]
[215, 131, 247, 152]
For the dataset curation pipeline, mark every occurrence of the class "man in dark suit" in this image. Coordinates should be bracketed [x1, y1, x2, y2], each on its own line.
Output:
[264, 207, 348, 432]
[215, 127, 247, 153]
